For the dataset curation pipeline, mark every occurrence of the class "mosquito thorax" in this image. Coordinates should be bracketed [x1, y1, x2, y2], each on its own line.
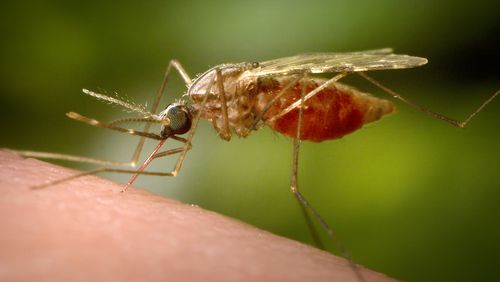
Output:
[159, 103, 193, 138]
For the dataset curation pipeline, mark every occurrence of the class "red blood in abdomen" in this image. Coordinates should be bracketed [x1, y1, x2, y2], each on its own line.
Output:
[260, 80, 366, 142]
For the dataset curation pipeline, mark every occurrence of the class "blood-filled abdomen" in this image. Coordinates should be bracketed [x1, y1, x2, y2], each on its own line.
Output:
[253, 77, 394, 142]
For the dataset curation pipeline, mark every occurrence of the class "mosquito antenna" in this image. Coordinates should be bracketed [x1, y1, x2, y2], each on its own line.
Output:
[108, 117, 169, 126]
[82, 89, 158, 118]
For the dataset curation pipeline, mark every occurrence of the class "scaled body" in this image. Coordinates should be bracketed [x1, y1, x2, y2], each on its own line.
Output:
[189, 68, 394, 142]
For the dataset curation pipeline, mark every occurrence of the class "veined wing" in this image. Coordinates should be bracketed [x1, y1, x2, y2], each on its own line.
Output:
[249, 48, 428, 76]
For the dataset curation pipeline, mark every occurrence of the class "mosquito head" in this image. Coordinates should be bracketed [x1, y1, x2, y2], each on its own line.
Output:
[158, 103, 193, 138]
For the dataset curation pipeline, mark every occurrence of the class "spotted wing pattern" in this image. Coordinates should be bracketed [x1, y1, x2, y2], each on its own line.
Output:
[250, 48, 428, 76]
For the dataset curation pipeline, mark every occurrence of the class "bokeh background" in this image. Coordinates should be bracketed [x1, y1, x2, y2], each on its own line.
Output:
[1, 1, 499, 281]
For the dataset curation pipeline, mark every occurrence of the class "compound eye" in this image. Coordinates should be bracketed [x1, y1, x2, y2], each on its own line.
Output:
[251, 62, 259, 68]
[160, 104, 192, 137]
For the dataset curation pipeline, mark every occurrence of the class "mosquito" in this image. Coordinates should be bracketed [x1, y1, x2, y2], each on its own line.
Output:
[7, 48, 499, 282]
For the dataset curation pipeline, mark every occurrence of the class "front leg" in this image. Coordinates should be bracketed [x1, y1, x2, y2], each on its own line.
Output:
[215, 68, 232, 141]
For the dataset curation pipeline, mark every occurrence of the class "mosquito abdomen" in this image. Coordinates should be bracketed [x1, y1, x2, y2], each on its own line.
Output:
[255, 78, 394, 142]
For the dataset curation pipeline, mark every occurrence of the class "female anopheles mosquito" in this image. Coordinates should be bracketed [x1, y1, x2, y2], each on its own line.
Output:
[8, 48, 499, 281]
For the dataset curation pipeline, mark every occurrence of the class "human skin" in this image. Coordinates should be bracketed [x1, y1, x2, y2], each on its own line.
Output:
[0, 151, 395, 282]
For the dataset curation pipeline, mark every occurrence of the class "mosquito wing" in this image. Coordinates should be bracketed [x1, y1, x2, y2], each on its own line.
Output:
[249, 48, 428, 77]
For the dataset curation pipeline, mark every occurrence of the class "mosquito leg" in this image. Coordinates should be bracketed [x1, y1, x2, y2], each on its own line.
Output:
[289, 77, 365, 281]
[290, 141, 366, 281]
[250, 75, 303, 130]
[131, 60, 192, 165]
[32, 167, 174, 190]
[268, 72, 349, 123]
[288, 76, 325, 250]
[6, 149, 136, 167]
[152, 142, 192, 159]
[358, 72, 500, 128]
[30, 141, 193, 190]
[288, 74, 324, 249]
[6, 116, 167, 167]
[215, 68, 232, 141]
[6, 118, 184, 167]
[297, 198, 325, 250]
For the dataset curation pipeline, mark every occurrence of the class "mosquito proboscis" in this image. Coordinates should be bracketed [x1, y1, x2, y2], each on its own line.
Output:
[6, 48, 499, 282]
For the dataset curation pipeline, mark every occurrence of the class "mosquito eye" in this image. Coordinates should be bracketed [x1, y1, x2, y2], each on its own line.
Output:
[161, 104, 192, 137]
[251, 62, 259, 68]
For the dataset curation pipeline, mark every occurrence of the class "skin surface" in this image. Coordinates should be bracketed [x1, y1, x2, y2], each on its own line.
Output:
[0, 151, 395, 282]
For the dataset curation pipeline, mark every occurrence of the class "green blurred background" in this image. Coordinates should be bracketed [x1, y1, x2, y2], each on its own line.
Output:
[1, 1, 499, 281]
